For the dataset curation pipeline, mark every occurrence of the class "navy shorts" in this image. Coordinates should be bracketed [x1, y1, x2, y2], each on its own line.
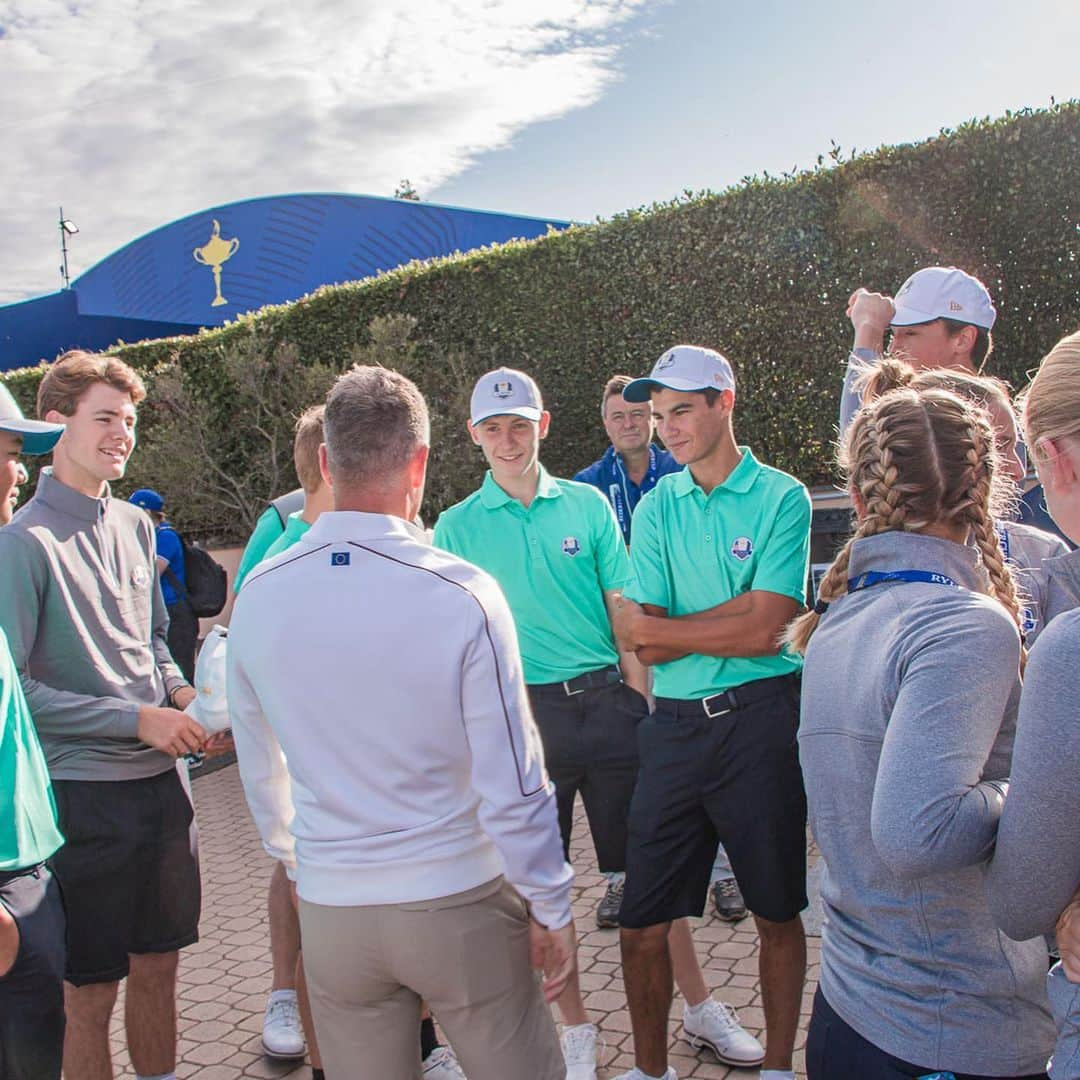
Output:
[619, 673, 807, 928]
[51, 768, 201, 985]
[528, 678, 646, 873]
[0, 863, 66, 1080]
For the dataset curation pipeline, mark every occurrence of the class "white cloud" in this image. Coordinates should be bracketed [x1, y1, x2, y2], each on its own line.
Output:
[0, 0, 657, 302]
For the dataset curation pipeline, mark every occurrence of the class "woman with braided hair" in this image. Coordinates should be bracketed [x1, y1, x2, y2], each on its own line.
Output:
[987, 329, 1080, 1080]
[856, 356, 1070, 646]
[792, 385, 1055, 1079]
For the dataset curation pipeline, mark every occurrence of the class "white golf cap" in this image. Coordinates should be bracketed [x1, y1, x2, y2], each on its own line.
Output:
[0, 381, 65, 455]
[470, 367, 543, 425]
[891, 266, 997, 330]
[624, 345, 735, 402]
[185, 626, 231, 734]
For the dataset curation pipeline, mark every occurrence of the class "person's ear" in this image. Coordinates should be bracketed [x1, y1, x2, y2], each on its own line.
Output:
[467, 421, 482, 447]
[538, 411, 552, 440]
[953, 324, 978, 357]
[318, 443, 333, 488]
[43, 409, 69, 426]
[850, 486, 868, 521]
[408, 444, 430, 488]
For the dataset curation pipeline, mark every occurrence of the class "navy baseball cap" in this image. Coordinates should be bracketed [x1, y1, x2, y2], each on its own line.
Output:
[129, 488, 165, 512]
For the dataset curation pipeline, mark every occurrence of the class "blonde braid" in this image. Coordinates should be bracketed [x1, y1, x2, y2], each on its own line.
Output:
[955, 411, 1025, 638]
[785, 410, 901, 654]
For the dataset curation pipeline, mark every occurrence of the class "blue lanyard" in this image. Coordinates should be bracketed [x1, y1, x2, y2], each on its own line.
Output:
[611, 446, 657, 537]
[847, 569, 961, 594]
[995, 521, 1011, 562]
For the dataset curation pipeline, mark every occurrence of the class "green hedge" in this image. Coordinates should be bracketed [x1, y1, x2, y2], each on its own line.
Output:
[4, 102, 1079, 544]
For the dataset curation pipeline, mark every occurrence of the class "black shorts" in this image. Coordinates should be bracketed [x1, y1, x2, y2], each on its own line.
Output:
[0, 864, 66, 1080]
[806, 988, 1049, 1080]
[619, 673, 807, 928]
[51, 768, 201, 986]
[527, 677, 646, 874]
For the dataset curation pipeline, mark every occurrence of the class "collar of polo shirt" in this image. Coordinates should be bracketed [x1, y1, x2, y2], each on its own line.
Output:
[673, 447, 760, 497]
[479, 465, 563, 509]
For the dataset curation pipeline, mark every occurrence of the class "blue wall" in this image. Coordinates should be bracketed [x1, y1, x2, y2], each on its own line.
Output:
[1, 193, 570, 371]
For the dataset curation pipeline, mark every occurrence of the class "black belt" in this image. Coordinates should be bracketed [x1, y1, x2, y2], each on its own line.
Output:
[657, 673, 797, 719]
[531, 665, 622, 697]
[0, 862, 47, 887]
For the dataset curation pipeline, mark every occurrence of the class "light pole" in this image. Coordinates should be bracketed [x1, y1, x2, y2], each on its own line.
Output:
[59, 208, 79, 289]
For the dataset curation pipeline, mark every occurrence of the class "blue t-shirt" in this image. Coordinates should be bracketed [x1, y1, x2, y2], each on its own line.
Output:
[155, 523, 185, 607]
[574, 444, 683, 544]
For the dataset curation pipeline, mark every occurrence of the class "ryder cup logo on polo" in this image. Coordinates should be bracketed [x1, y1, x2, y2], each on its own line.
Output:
[131, 564, 151, 589]
[561, 536, 581, 557]
[493, 380, 513, 398]
[331, 551, 350, 567]
[730, 536, 753, 561]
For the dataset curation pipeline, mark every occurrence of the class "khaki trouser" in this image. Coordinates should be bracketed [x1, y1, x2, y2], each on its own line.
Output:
[298, 877, 566, 1080]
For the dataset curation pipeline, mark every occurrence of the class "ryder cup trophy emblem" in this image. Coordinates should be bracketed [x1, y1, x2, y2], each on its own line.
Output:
[193, 220, 240, 308]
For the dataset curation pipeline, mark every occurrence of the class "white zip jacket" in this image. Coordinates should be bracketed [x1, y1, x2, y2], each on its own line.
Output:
[228, 510, 574, 929]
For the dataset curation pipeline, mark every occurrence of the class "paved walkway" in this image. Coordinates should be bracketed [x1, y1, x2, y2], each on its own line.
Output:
[108, 762, 820, 1078]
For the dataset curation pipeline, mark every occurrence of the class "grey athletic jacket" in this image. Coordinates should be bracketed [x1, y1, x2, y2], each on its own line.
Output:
[0, 469, 186, 780]
[800, 530, 1055, 1075]
[986, 608, 1080, 1079]
[1043, 546, 1080, 627]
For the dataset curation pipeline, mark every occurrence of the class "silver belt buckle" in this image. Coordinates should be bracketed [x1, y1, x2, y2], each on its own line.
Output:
[563, 680, 585, 696]
[702, 693, 731, 719]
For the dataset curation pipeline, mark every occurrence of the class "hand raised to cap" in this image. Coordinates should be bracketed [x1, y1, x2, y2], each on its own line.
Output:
[847, 288, 896, 349]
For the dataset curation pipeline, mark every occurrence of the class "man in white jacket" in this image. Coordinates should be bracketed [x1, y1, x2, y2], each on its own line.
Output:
[228, 364, 577, 1080]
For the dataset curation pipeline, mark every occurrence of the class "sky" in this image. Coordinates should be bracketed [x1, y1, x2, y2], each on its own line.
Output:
[2, 0, 1079, 304]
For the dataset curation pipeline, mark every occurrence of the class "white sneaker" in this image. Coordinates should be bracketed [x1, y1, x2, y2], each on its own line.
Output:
[610, 1069, 677, 1080]
[261, 990, 305, 1059]
[422, 1045, 467, 1078]
[560, 1022, 599, 1080]
[681, 997, 765, 1066]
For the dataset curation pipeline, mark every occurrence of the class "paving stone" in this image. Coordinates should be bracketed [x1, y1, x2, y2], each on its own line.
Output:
[105, 762, 817, 1078]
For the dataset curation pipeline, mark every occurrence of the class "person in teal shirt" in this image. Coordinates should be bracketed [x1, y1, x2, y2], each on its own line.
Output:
[611, 346, 811, 1080]
[434, 367, 651, 1080]
[0, 382, 67, 1080]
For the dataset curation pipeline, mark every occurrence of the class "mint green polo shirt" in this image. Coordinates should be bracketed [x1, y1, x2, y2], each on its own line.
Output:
[261, 512, 311, 562]
[433, 467, 630, 684]
[626, 447, 811, 700]
[234, 504, 285, 592]
[1, 627, 64, 870]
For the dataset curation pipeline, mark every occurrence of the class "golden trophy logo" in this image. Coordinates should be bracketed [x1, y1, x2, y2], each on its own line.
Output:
[193, 220, 240, 307]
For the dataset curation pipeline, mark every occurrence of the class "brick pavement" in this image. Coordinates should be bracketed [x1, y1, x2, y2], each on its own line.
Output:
[108, 762, 819, 1078]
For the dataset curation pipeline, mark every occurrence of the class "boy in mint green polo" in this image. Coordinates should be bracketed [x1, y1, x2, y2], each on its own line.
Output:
[433, 367, 649, 1080]
[610, 345, 811, 1080]
[0, 382, 67, 1080]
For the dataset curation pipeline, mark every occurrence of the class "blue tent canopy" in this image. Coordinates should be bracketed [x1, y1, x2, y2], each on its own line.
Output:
[1, 193, 570, 371]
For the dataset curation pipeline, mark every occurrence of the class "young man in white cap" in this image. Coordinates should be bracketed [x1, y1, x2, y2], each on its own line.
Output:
[0, 383, 68, 1080]
[838, 265, 997, 433]
[612, 345, 811, 1080]
[433, 366, 651, 1079]
[574, 374, 748, 923]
